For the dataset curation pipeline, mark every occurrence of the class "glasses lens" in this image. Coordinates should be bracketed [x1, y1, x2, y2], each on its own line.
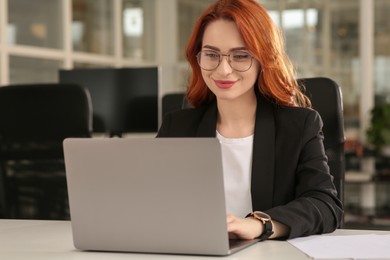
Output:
[229, 51, 253, 72]
[197, 51, 220, 71]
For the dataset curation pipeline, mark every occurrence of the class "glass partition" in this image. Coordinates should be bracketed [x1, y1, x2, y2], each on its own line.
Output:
[122, 0, 156, 61]
[177, 0, 212, 61]
[8, 0, 63, 48]
[374, 0, 390, 105]
[262, 0, 360, 127]
[72, 0, 114, 55]
[9, 56, 62, 84]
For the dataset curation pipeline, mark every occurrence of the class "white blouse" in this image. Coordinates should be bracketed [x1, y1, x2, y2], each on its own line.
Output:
[216, 131, 254, 217]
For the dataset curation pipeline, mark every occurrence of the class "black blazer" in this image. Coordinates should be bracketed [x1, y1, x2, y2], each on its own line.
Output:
[157, 94, 343, 239]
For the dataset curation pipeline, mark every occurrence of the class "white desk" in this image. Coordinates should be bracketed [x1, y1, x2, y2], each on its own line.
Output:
[0, 219, 389, 260]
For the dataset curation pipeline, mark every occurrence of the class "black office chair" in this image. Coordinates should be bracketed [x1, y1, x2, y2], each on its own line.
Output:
[298, 77, 345, 204]
[0, 83, 93, 219]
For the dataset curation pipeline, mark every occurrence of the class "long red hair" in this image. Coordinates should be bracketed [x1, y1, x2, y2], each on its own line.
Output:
[185, 0, 310, 108]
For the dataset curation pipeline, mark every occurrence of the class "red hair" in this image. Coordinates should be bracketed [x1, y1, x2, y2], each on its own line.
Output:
[185, 0, 310, 108]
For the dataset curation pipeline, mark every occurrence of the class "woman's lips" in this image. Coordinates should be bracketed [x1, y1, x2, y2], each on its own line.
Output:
[214, 80, 237, 89]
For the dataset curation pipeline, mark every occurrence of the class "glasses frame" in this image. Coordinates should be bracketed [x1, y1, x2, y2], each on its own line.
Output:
[196, 50, 254, 72]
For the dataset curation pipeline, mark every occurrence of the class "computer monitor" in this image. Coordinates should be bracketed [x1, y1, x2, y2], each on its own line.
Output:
[59, 67, 160, 136]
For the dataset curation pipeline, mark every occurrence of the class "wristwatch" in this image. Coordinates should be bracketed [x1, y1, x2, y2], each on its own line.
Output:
[249, 211, 274, 241]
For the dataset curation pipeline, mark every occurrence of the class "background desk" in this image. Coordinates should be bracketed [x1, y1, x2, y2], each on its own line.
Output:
[0, 220, 389, 260]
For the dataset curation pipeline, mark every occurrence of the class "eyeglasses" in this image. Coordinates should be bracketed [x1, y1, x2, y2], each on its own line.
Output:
[196, 50, 254, 72]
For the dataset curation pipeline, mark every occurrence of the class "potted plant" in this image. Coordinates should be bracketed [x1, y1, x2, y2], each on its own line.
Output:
[366, 103, 390, 156]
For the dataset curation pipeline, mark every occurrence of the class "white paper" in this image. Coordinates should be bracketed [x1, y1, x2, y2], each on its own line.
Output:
[288, 234, 390, 259]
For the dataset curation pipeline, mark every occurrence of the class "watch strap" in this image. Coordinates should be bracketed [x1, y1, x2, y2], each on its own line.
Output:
[246, 212, 274, 241]
[258, 220, 273, 241]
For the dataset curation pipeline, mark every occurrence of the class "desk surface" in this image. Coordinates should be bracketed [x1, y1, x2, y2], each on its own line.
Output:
[0, 219, 389, 260]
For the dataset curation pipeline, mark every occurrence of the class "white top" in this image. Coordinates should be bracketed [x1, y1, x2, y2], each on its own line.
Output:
[216, 131, 253, 217]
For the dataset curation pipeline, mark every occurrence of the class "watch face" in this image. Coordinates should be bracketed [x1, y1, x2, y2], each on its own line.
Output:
[253, 211, 271, 221]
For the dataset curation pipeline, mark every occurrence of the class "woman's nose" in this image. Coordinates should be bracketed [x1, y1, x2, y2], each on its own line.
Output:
[217, 55, 233, 74]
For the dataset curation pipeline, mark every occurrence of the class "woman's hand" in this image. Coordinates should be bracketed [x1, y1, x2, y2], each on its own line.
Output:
[227, 213, 290, 240]
[226, 214, 263, 240]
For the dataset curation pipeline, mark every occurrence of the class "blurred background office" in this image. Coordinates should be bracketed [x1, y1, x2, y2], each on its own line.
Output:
[0, 0, 389, 229]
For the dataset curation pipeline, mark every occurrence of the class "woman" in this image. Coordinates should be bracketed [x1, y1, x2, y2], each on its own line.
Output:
[157, 0, 343, 240]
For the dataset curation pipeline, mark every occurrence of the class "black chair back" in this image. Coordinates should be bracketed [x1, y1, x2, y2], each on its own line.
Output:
[0, 83, 92, 159]
[0, 83, 93, 219]
[299, 77, 345, 203]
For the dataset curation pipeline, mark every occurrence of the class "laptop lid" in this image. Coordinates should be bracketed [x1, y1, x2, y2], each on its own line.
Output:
[63, 137, 258, 256]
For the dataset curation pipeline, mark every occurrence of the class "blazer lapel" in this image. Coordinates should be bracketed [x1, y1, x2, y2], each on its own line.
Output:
[251, 95, 276, 210]
[195, 101, 218, 137]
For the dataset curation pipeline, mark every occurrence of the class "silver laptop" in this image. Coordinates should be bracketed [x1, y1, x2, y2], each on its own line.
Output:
[63, 137, 259, 256]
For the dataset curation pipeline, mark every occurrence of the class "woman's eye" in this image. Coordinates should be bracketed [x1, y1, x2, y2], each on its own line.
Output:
[233, 53, 250, 60]
[205, 52, 220, 59]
